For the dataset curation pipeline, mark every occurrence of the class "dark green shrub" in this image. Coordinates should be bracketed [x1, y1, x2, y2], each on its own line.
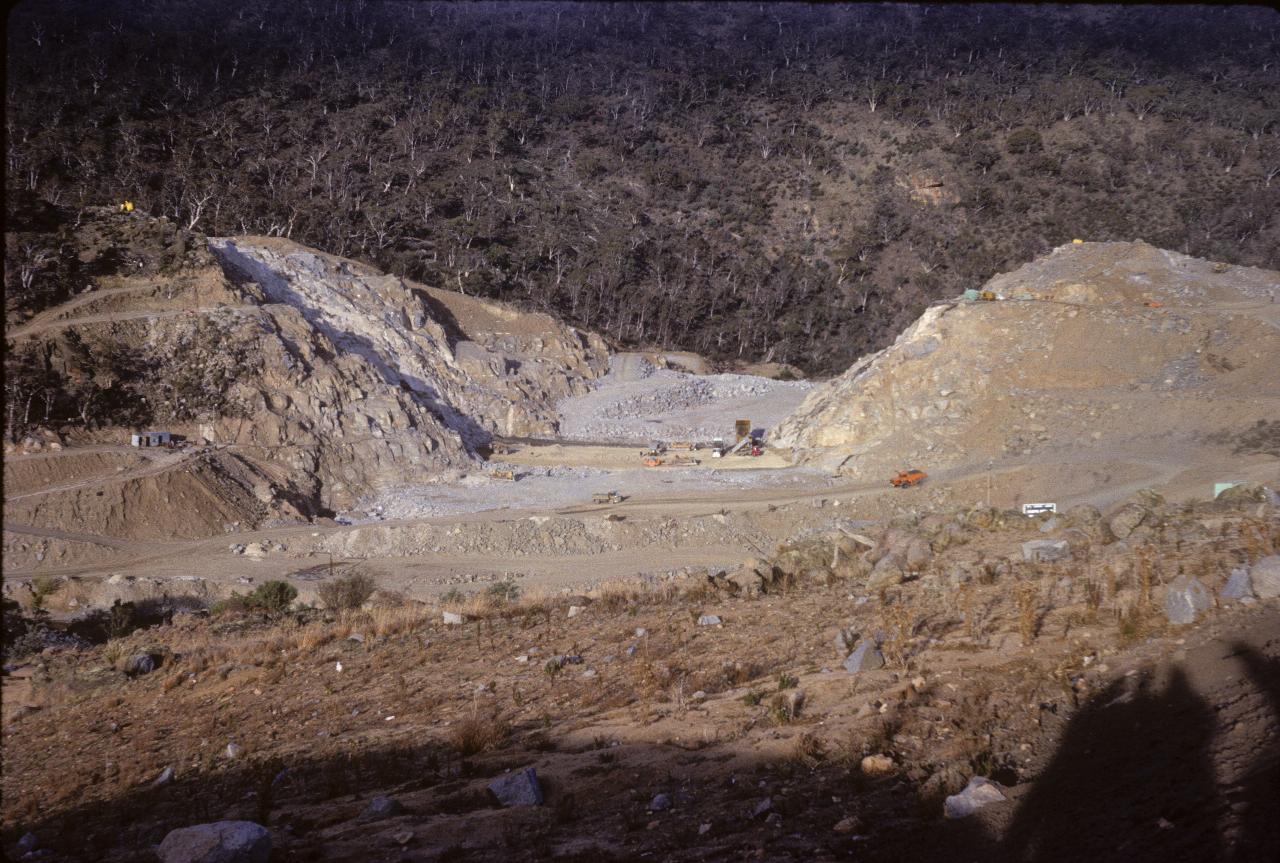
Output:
[247, 581, 298, 614]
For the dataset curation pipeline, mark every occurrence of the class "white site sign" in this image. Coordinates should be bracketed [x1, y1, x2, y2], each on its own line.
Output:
[1022, 502, 1057, 516]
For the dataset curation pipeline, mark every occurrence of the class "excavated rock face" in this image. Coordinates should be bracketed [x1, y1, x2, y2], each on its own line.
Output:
[209, 237, 607, 445]
[4, 216, 610, 536]
[774, 241, 1280, 476]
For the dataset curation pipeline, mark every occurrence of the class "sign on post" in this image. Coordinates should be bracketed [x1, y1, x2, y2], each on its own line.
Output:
[1022, 502, 1057, 517]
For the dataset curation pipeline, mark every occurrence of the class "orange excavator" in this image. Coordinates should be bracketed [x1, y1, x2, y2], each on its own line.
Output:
[890, 469, 927, 488]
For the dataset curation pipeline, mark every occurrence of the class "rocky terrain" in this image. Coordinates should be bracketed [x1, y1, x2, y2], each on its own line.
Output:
[775, 241, 1280, 482]
[2, 489, 1277, 862]
[4, 221, 1280, 863]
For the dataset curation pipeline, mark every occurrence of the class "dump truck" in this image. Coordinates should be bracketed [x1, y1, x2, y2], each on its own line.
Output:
[490, 468, 517, 481]
[592, 491, 623, 504]
[890, 469, 927, 488]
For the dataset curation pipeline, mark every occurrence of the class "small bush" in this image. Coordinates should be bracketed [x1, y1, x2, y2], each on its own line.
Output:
[486, 579, 520, 605]
[449, 712, 511, 756]
[247, 581, 298, 614]
[317, 573, 376, 611]
[30, 575, 63, 611]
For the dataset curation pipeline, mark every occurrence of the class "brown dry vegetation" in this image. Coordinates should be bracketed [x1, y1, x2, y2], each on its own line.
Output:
[2, 492, 1277, 861]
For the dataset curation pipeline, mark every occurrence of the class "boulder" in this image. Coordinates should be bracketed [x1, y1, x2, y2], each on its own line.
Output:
[1220, 569, 1254, 602]
[726, 568, 767, 597]
[697, 614, 723, 626]
[1108, 504, 1149, 540]
[843, 640, 885, 674]
[944, 777, 1005, 819]
[904, 540, 933, 571]
[1163, 574, 1212, 625]
[1216, 482, 1267, 504]
[123, 653, 157, 677]
[1251, 556, 1280, 599]
[648, 793, 673, 812]
[866, 556, 905, 590]
[157, 821, 270, 863]
[359, 795, 405, 823]
[442, 611, 466, 625]
[1021, 539, 1070, 563]
[860, 754, 894, 776]
[489, 768, 543, 807]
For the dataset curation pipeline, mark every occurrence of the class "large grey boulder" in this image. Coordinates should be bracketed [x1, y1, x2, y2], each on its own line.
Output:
[124, 653, 156, 677]
[1021, 539, 1070, 563]
[489, 767, 543, 806]
[944, 776, 1005, 819]
[843, 640, 886, 674]
[157, 821, 270, 863]
[1252, 556, 1280, 599]
[1220, 569, 1254, 602]
[1163, 574, 1212, 624]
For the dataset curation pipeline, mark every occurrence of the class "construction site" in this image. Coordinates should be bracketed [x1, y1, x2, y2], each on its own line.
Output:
[3, 212, 1279, 862]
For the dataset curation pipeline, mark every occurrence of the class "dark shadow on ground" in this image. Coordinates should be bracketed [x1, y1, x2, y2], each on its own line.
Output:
[7, 643, 1279, 861]
[1230, 645, 1280, 862]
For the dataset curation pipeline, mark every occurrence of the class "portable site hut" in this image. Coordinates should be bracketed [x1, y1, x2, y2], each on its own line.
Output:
[131, 431, 172, 448]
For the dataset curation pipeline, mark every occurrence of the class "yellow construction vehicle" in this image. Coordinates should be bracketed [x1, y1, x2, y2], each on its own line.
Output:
[490, 468, 516, 481]
[119, 200, 134, 213]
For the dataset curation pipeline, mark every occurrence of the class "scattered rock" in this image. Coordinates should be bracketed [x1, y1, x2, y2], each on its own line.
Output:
[18, 833, 38, 854]
[834, 627, 857, 653]
[1021, 539, 1070, 563]
[123, 653, 157, 677]
[1251, 556, 1280, 599]
[860, 754, 895, 776]
[751, 797, 774, 818]
[649, 793, 673, 812]
[1108, 504, 1149, 540]
[157, 821, 271, 863]
[224, 743, 244, 760]
[1221, 568, 1254, 602]
[944, 777, 1006, 819]
[697, 614, 723, 626]
[358, 795, 405, 823]
[153, 766, 176, 787]
[1163, 574, 1211, 624]
[634, 628, 648, 637]
[833, 816, 860, 834]
[567, 605, 585, 618]
[442, 611, 466, 625]
[489, 768, 543, 807]
[843, 640, 886, 674]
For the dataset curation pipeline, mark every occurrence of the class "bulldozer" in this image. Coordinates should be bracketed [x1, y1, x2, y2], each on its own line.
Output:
[890, 469, 927, 488]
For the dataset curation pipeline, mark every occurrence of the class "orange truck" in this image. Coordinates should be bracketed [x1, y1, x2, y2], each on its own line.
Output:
[890, 469, 927, 488]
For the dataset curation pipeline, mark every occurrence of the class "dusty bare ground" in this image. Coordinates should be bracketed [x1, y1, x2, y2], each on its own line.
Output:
[3, 494, 1277, 861]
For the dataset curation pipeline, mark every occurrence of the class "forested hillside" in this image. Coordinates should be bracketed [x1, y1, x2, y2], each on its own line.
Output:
[6, 2, 1278, 374]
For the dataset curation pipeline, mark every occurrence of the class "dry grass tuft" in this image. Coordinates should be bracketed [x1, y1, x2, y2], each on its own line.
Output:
[448, 711, 512, 756]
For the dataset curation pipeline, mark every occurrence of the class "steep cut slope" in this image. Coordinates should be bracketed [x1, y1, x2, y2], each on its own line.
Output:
[4, 211, 609, 541]
[774, 242, 1280, 481]
[210, 237, 608, 444]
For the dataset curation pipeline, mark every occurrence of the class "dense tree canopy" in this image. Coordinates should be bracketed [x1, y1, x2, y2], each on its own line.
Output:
[6, 2, 1278, 375]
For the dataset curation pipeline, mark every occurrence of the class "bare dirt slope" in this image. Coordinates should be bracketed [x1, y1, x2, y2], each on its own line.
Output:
[775, 241, 1280, 487]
